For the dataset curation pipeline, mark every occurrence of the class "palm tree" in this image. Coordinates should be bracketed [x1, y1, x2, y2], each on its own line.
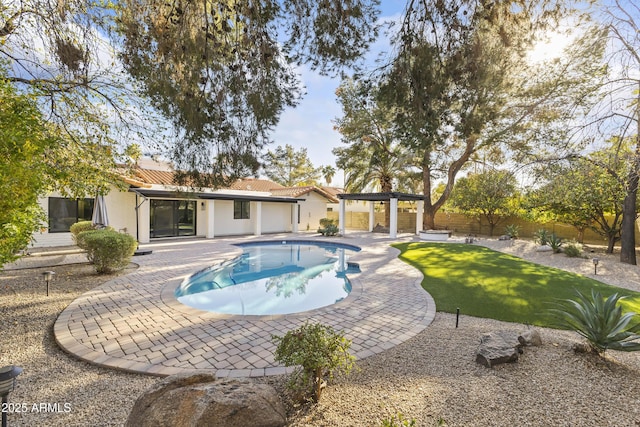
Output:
[333, 79, 417, 227]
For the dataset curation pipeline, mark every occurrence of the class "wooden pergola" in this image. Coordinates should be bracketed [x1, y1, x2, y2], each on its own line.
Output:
[337, 192, 425, 238]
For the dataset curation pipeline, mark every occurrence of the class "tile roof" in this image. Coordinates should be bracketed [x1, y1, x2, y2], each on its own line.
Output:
[228, 178, 284, 192]
[270, 186, 340, 203]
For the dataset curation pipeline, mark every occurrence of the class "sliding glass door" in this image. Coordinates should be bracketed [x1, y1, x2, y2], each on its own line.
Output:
[150, 200, 196, 238]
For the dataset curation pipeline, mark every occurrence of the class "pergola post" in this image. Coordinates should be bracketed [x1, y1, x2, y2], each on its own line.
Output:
[416, 200, 424, 235]
[339, 199, 346, 236]
[390, 197, 398, 239]
[368, 201, 375, 232]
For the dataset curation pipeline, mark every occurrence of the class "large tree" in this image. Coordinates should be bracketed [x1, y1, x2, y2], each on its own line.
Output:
[378, 0, 602, 230]
[262, 144, 321, 187]
[1, 0, 381, 188]
[116, 0, 381, 186]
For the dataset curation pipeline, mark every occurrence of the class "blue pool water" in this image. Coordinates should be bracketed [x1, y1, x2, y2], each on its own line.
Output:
[175, 241, 361, 315]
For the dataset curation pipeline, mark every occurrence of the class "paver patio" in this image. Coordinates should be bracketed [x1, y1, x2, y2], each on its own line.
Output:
[54, 233, 435, 377]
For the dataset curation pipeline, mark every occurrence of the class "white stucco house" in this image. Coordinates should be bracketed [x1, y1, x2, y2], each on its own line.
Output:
[32, 159, 339, 248]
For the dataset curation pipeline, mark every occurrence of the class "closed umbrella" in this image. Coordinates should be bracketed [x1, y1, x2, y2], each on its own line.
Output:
[91, 195, 109, 228]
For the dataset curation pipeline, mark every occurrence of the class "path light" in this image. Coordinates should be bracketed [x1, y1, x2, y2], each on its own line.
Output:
[593, 257, 600, 275]
[0, 365, 23, 427]
[42, 271, 55, 296]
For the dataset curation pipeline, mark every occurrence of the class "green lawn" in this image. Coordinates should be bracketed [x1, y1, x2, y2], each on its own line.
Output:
[393, 242, 640, 328]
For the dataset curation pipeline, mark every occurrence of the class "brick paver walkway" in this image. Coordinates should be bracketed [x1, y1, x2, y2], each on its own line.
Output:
[54, 233, 435, 377]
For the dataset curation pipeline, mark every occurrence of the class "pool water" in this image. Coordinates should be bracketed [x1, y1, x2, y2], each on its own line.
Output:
[175, 241, 361, 315]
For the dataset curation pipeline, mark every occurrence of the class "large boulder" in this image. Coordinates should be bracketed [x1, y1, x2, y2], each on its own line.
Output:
[126, 373, 287, 427]
[475, 329, 543, 368]
[475, 331, 522, 368]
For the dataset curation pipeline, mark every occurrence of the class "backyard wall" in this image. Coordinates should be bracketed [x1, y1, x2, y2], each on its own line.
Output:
[327, 210, 640, 247]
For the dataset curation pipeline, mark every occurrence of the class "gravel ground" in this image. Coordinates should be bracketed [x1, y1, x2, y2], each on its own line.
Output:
[2, 239, 640, 426]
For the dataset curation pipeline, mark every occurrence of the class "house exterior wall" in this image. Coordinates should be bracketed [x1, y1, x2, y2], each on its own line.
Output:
[299, 192, 332, 231]
[261, 203, 293, 234]
[31, 188, 137, 249]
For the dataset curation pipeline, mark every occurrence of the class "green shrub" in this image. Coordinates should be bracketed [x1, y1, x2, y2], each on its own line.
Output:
[550, 290, 640, 354]
[380, 413, 417, 427]
[504, 224, 520, 239]
[563, 241, 582, 258]
[548, 233, 563, 253]
[272, 321, 355, 402]
[70, 221, 95, 249]
[533, 228, 550, 246]
[79, 229, 137, 274]
[318, 218, 339, 236]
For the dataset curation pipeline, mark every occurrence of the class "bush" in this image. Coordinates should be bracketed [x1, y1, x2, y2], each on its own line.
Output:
[272, 322, 355, 402]
[79, 229, 137, 274]
[504, 224, 520, 239]
[550, 289, 640, 354]
[70, 221, 95, 249]
[318, 218, 339, 236]
[563, 241, 582, 258]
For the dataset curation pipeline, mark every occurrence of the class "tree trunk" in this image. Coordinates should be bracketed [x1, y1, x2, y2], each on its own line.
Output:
[424, 205, 436, 230]
[620, 87, 640, 265]
[620, 138, 640, 264]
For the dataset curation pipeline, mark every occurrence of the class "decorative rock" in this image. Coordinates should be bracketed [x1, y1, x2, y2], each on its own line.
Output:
[518, 329, 542, 347]
[536, 245, 553, 252]
[498, 235, 511, 241]
[475, 331, 523, 368]
[125, 373, 287, 427]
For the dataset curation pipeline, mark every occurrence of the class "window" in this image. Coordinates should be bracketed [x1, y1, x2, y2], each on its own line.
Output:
[150, 200, 196, 238]
[234, 200, 250, 219]
[48, 197, 94, 232]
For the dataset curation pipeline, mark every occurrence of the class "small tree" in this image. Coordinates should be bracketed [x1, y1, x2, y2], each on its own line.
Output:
[272, 322, 355, 402]
[449, 169, 519, 236]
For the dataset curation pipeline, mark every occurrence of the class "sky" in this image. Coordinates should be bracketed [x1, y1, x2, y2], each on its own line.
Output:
[271, 1, 405, 187]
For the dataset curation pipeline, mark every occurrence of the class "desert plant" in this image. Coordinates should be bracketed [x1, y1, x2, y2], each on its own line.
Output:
[272, 321, 355, 402]
[318, 218, 339, 236]
[79, 229, 137, 274]
[548, 233, 563, 253]
[563, 241, 583, 258]
[504, 224, 520, 239]
[380, 413, 417, 427]
[550, 289, 640, 354]
[533, 228, 550, 246]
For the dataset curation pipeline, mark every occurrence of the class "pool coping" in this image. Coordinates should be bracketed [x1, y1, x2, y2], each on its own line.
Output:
[54, 233, 436, 377]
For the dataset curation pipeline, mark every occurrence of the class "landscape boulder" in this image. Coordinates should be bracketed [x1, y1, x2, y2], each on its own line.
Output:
[476, 329, 542, 368]
[126, 373, 286, 427]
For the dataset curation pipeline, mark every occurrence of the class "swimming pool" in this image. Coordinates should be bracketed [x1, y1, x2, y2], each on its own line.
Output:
[175, 241, 361, 315]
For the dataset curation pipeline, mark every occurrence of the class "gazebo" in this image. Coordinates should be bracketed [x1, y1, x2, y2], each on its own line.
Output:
[337, 192, 425, 239]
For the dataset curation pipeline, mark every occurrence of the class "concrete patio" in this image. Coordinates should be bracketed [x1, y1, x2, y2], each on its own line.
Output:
[53, 233, 435, 377]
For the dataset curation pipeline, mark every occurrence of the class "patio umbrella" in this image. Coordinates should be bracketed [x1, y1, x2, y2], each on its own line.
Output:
[91, 194, 109, 228]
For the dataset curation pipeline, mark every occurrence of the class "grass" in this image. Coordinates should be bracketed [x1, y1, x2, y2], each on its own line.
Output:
[393, 242, 640, 328]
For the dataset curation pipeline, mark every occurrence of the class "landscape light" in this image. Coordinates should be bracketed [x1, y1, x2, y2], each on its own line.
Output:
[0, 365, 23, 427]
[42, 271, 55, 296]
[592, 257, 600, 275]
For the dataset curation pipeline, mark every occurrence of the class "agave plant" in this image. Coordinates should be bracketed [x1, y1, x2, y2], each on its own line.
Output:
[551, 289, 640, 353]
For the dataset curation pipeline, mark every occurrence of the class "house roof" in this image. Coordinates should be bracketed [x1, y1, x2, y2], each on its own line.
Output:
[125, 165, 337, 203]
[270, 186, 340, 203]
[228, 178, 285, 192]
[129, 188, 304, 203]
